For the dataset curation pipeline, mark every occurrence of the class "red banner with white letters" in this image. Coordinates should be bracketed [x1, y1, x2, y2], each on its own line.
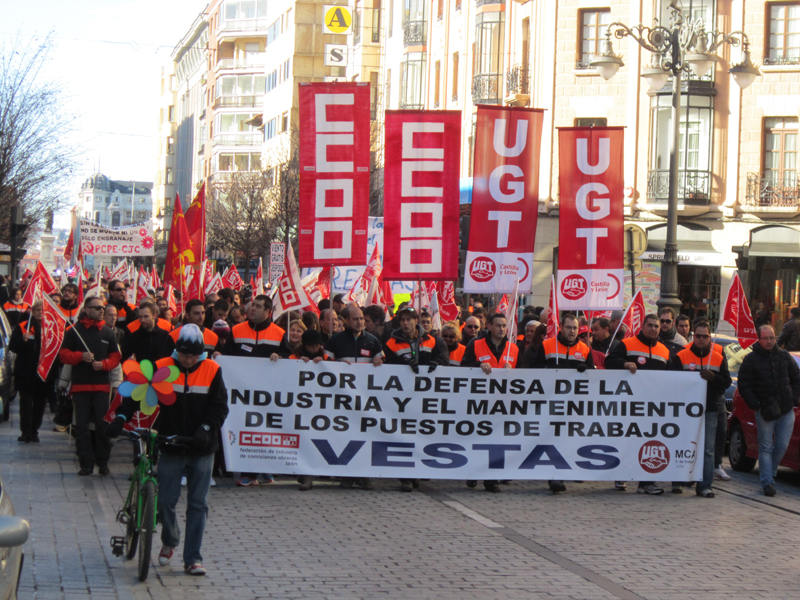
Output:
[557, 127, 625, 310]
[465, 106, 544, 293]
[298, 82, 370, 267]
[382, 111, 460, 280]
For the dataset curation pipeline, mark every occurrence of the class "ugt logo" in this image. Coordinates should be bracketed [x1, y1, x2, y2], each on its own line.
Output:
[638, 440, 670, 474]
[560, 275, 587, 300]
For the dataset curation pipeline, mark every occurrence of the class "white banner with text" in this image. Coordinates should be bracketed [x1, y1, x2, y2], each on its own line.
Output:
[218, 358, 707, 481]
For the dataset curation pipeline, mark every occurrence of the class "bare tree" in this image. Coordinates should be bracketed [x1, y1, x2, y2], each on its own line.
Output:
[207, 171, 276, 281]
[264, 130, 300, 251]
[0, 33, 80, 242]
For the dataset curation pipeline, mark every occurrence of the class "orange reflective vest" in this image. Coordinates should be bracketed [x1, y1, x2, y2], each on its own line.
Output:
[676, 347, 724, 373]
[3, 302, 29, 316]
[58, 305, 80, 325]
[128, 318, 172, 334]
[155, 356, 220, 396]
[385, 335, 436, 360]
[169, 325, 219, 353]
[449, 344, 466, 366]
[620, 337, 670, 367]
[474, 337, 518, 368]
[230, 321, 284, 352]
[541, 337, 592, 367]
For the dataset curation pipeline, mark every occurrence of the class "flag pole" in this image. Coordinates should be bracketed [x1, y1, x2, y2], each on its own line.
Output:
[329, 264, 334, 301]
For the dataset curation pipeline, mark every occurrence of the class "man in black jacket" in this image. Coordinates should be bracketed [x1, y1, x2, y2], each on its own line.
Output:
[777, 306, 800, 351]
[106, 280, 138, 333]
[738, 324, 800, 496]
[121, 300, 171, 363]
[107, 324, 228, 576]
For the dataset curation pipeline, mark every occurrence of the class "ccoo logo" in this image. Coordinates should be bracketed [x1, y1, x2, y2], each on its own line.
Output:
[469, 257, 496, 282]
[560, 275, 587, 300]
[638, 440, 670, 474]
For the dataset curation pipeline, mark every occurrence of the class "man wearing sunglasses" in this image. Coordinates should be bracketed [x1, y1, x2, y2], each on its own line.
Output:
[58, 298, 121, 476]
[106, 279, 138, 334]
[657, 307, 688, 358]
[461, 316, 482, 345]
[671, 320, 731, 498]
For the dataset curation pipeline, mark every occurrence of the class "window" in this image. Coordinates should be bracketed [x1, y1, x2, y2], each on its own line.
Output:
[267, 19, 280, 45]
[472, 12, 505, 105]
[168, 106, 175, 121]
[389, 0, 394, 36]
[283, 59, 291, 80]
[112, 212, 120, 227]
[403, 0, 426, 46]
[266, 70, 278, 92]
[372, 0, 381, 42]
[764, 117, 799, 184]
[575, 118, 607, 127]
[94, 211, 100, 223]
[216, 75, 266, 96]
[400, 52, 426, 109]
[354, 2, 362, 44]
[224, 0, 267, 20]
[265, 118, 277, 140]
[434, 60, 441, 107]
[217, 113, 259, 133]
[166, 168, 173, 185]
[167, 137, 174, 154]
[437, 0, 443, 21]
[281, 111, 289, 132]
[578, 9, 610, 69]
[767, 3, 800, 65]
[452, 52, 459, 102]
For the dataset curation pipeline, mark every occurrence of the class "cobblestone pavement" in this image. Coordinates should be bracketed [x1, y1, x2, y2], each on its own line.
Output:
[3, 400, 800, 600]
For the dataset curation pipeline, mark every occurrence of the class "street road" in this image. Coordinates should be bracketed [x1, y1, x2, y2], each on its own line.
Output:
[2, 401, 798, 600]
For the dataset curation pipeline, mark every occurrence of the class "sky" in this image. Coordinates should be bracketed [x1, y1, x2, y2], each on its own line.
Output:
[3, 0, 208, 227]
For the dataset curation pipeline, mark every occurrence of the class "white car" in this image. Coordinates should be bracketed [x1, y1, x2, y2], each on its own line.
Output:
[0, 469, 29, 600]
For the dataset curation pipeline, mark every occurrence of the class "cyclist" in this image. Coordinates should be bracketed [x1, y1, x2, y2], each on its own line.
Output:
[107, 324, 229, 576]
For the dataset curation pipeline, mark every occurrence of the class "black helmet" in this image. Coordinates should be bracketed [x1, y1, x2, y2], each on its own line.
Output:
[175, 324, 205, 356]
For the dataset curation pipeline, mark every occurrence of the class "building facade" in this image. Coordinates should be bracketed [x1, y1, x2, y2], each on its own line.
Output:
[79, 173, 153, 228]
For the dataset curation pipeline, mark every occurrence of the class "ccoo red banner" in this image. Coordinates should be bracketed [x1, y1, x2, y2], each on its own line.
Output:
[557, 127, 625, 310]
[298, 82, 370, 267]
[382, 111, 461, 280]
[465, 106, 545, 293]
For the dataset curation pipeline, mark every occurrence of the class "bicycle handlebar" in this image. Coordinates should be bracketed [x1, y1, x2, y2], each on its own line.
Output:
[122, 429, 194, 446]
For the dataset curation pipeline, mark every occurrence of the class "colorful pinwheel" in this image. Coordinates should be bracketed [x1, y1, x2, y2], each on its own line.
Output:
[118, 360, 180, 415]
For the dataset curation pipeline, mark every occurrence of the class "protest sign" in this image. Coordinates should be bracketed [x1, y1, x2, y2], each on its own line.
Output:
[79, 219, 155, 257]
[219, 358, 707, 481]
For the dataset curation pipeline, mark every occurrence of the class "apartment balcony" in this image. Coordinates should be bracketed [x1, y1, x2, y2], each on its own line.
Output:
[644, 169, 713, 216]
[216, 57, 266, 71]
[741, 173, 800, 217]
[403, 20, 426, 47]
[472, 74, 502, 105]
[505, 64, 530, 106]
[213, 132, 263, 146]
[218, 19, 269, 36]
[475, 0, 503, 6]
[213, 95, 263, 109]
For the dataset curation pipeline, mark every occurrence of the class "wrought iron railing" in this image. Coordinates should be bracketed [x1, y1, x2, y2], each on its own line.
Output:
[403, 20, 426, 46]
[744, 173, 800, 207]
[646, 169, 711, 204]
[764, 55, 800, 66]
[506, 64, 530, 95]
[471, 74, 502, 105]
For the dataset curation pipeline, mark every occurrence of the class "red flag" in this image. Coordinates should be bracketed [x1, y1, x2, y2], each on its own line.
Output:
[221, 264, 243, 290]
[76, 268, 84, 307]
[722, 273, 758, 349]
[256, 258, 264, 295]
[557, 127, 625, 310]
[164, 195, 193, 286]
[22, 262, 58, 305]
[498, 294, 509, 314]
[203, 259, 214, 289]
[438, 281, 459, 322]
[273, 245, 320, 317]
[345, 245, 382, 304]
[383, 110, 461, 280]
[298, 83, 370, 267]
[249, 274, 256, 289]
[184, 183, 206, 265]
[465, 106, 544, 292]
[545, 276, 559, 341]
[38, 294, 67, 381]
[63, 226, 74, 262]
[619, 291, 645, 340]
[109, 260, 129, 283]
[316, 267, 331, 301]
[163, 284, 178, 313]
[20, 267, 33, 288]
[137, 266, 150, 302]
[151, 265, 161, 289]
[185, 265, 205, 302]
[205, 272, 223, 295]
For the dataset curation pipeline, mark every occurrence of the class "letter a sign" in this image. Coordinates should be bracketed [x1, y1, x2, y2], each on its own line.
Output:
[556, 127, 624, 310]
[323, 5, 353, 34]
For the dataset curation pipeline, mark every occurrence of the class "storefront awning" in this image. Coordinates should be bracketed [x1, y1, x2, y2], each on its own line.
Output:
[643, 224, 724, 266]
[747, 226, 800, 257]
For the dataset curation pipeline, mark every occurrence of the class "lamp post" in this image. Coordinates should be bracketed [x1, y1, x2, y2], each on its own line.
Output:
[590, 0, 760, 313]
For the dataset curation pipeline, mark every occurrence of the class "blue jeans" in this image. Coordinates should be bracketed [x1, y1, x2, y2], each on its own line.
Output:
[696, 410, 717, 494]
[755, 409, 796, 488]
[157, 452, 214, 567]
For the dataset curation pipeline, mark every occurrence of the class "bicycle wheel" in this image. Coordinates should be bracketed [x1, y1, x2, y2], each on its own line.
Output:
[124, 480, 139, 560]
[137, 480, 156, 582]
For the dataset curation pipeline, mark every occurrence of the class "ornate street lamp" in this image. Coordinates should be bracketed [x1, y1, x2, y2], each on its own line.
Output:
[590, 0, 760, 312]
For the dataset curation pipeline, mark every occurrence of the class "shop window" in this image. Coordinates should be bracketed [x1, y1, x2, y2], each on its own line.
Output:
[577, 9, 610, 69]
[400, 52, 426, 109]
[766, 2, 800, 65]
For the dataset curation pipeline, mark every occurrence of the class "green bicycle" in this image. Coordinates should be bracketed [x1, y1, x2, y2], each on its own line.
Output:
[110, 428, 190, 582]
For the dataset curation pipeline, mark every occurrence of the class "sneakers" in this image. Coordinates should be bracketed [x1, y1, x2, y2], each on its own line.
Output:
[671, 484, 683, 494]
[184, 562, 206, 576]
[614, 481, 627, 491]
[714, 466, 732, 481]
[637, 484, 664, 495]
[696, 489, 715, 498]
[298, 476, 313, 491]
[235, 477, 258, 487]
[764, 484, 777, 497]
[260, 474, 274, 484]
[484, 482, 501, 493]
[158, 545, 175, 566]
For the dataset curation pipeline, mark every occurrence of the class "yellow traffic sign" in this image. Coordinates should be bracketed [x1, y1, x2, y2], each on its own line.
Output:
[624, 224, 647, 257]
[323, 5, 353, 34]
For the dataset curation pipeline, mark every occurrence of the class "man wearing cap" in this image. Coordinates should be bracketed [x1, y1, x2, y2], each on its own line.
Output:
[107, 324, 229, 577]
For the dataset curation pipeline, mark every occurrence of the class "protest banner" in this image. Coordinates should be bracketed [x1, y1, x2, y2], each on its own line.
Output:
[219, 358, 707, 481]
[79, 219, 155, 257]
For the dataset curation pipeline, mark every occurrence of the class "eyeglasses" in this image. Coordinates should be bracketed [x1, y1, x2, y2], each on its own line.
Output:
[578, 333, 589, 339]
[660, 319, 673, 324]
[87, 305, 104, 311]
[465, 325, 479, 329]
[694, 333, 710, 339]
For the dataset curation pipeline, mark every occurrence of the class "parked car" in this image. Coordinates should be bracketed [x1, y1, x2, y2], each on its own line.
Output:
[0, 309, 14, 422]
[727, 352, 800, 473]
[0, 469, 29, 600]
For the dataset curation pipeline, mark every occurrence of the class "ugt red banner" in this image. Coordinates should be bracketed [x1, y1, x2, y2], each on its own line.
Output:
[298, 82, 370, 267]
[382, 111, 460, 281]
[464, 106, 544, 293]
[557, 127, 624, 310]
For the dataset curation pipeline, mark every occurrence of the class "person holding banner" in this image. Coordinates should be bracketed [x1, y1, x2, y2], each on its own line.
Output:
[524, 314, 593, 494]
[168, 300, 221, 356]
[440, 322, 465, 366]
[462, 312, 517, 493]
[605, 314, 671, 495]
[58, 297, 121, 476]
[672, 320, 732, 498]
